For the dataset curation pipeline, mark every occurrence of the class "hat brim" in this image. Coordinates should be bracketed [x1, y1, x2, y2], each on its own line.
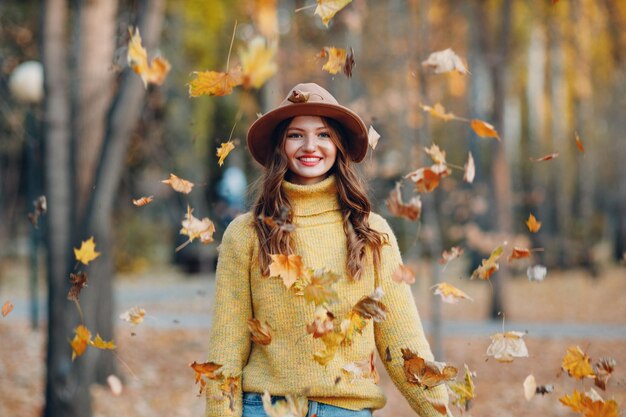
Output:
[247, 102, 368, 167]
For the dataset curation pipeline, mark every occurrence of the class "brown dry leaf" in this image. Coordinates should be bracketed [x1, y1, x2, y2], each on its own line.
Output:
[180, 206, 216, 245]
[420, 102, 456, 122]
[464, 152, 475, 183]
[2, 301, 14, 317]
[562, 345, 596, 379]
[448, 364, 475, 411]
[306, 306, 335, 338]
[240, 36, 277, 89]
[127, 28, 171, 88]
[530, 152, 559, 162]
[70, 325, 91, 361]
[344, 47, 355, 77]
[432, 282, 473, 304]
[262, 390, 308, 417]
[161, 173, 194, 194]
[593, 357, 616, 390]
[106, 374, 123, 396]
[67, 272, 88, 301]
[471, 119, 500, 140]
[132, 195, 154, 206]
[314, 0, 353, 27]
[216, 141, 235, 167]
[386, 183, 422, 221]
[342, 351, 379, 384]
[248, 318, 272, 345]
[575, 132, 585, 154]
[392, 264, 416, 284]
[188, 69, 243, 97]
[353, 287, 387, 322]
[269, 254, 305, 289]
[320, 46, 347, 75]
[508, 247, 532, 262]
[438, 246, 464, 265]
[74, 236, 100, 265]
[385, 346, 392, 362]
[287, 89, 310, 103]
[27, 195, 47, 227]
[340, 311, 367, 346]
[302, 268, 340, 306]
[526, 213, 542, 233]
[401, 347, 458, 389]
[486, 331, 529, 362]
[368, 125, 380, 150]
[91, 334, 116, 350]
[422, 48, 468, 75]
[424, 144, 447, 165]
[119, 306, 146, 325]
[470, 244, 505, 280]
[259, 206, 295, 233]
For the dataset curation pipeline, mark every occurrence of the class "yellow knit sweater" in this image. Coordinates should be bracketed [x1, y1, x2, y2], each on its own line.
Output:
[205, 175, 449, 416]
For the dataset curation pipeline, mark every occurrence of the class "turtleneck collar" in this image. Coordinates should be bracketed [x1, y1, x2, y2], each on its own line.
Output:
[281, 175, 341, 216]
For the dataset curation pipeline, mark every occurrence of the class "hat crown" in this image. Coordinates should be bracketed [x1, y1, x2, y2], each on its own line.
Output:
[280, 82, 339, 107]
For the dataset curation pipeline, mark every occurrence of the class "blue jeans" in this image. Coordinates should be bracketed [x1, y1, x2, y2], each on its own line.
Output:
[242, 392, 373, 417]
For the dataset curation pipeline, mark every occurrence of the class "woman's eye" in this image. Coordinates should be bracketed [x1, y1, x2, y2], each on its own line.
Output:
[319, 132, 331, 138]
[287, 133, 301, 139]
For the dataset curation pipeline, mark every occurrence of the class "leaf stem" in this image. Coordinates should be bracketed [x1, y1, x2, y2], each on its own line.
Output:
[225, 21, 238, 72]
[295, 4, 316, 13]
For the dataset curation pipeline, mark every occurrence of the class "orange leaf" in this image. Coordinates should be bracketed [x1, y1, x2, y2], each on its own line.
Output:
[314, 0, 353, 27]
[189, 361, 222, 379]
[401, 347, 458, 389]
[132, 195, 154, 206]
[306, 306, 335, 338]
[268, 254, 305, 289]
[67, 272, 88, 301]
[438, 246, 464, 265]
[530, 152, 559, 162]
[562, 345, 596, 379]
[464, 152, 475, 183]
[240, 36, 277, 89]
[470, 244, 504, 280]
[432, 282, 473, 304]
[247, 318, 272, 345]
[471, 119, 500, 140]
[74, 236, 100, 265]
[119, 306, 146, 325]
[526, 213, 542, 233]
[70, 325, 91, 361]
[161, 173, 194, 194]
[188, 69, 243, 97]
[386, 183, 422, 221]
[422, 48, 469, 75]
[2, 300, 14, 317]
[560, 390, 588, 413]
[405, 164, 450, 193]
[508, 247, 532, 262]
[216, 141, 235, 167]
[420, 102, 456, 122]
[127, 28, 171, 88]
[486, 331, 529, 362]
[575, 132, 585, 154]
[392, 264, 416, 284]
[320, 46, 348, 75]
[180, 206, 216, 245]
[90, 334, 116, 350]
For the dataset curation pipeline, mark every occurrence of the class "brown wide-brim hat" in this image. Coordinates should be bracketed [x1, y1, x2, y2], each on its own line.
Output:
[247, 82, 368, 167]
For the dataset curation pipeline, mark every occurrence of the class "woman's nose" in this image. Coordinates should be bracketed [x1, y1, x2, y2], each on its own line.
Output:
[301, 135, 317, 151]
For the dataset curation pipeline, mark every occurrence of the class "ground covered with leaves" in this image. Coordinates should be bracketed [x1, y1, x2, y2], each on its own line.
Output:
[1, 266, 625, 417]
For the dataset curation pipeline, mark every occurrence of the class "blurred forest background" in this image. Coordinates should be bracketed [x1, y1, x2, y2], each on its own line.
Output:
[1, 0, 625, 417]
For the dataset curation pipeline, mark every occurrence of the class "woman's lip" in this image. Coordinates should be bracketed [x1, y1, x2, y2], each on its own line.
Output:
[297, 156, 322, 166]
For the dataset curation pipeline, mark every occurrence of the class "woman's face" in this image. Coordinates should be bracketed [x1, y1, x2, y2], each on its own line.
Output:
[283, 115, 338, 185]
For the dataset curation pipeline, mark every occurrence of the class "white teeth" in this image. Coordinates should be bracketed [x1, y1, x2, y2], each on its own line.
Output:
[299, 157, 321, 162]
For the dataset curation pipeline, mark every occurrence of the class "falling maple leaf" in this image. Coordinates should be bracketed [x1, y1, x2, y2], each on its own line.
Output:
[268, 254, 305, 289]
[386, 183, 422, 221]
[119, 306, 146, 325]
[314, 0, 353, 27]
[508, 247, 532, 262]
[593, 357, 616, 391]
[486, 330, 528, 362]
[248, 318, 272, 345]
[2, 301, 14, 317]
[127, 28, 171, 88]
[254, 0, 278, 39]
[432, 282, 473, 304]
[405, 164, 451, 193]
[132, 195, 154, 206]
[530, 152, 559, 162]
[262, 390, 308, 417]
[575, 132, 585, 154]
[306, 306, 335, 338]
[302, 268, 340, 305]
[526, 213, 541, 233]
[471, 119, 500, 140]
[470, 244, 505, 280]
[422, 48, 468, 75]
[401, 347, 458, 389]
[342, 351, 379, 383]
[523, 374, 553, 401]
[420, 102, 456, 122]
[74, 236, 100, 265]
[448, 364, 475, 411]
[180, 206, 216, 245]
[464, 152, 475, 183]
[216, 141, 235, 167]
[424, 144, 447, 165]
[70, 324, 91, 361]
[240, 36, 277, 89]
[560, 389, 619, 417]
[67, 272, 88, 301]
[562, 345, 596, 379]
[91, 334, 116, 350]
[27, 195, 47, 227]
[188, 69, 243, 97]
[189, 360, 223, 395]
[368, 125, 380, 150]
[320, 46, 348, 75]
[392, 264, 416, 284]
[314, 329, 344, 365]
[527, 264, 547, 281]
[161, 173, 194, 194]
[438, 246, 464, 265]
[353, 287, 387, 322]
[340, 310, 367, 346]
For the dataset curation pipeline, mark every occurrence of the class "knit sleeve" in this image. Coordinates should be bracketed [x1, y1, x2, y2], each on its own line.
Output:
[205, 214, 255, 417]
[369, 213, 451, 417]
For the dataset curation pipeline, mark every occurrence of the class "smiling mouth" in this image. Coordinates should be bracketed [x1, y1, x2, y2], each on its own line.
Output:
[297, 156, 323, 165]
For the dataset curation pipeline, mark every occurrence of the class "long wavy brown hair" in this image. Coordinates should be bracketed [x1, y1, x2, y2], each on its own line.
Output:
[251, 116, 388, 280]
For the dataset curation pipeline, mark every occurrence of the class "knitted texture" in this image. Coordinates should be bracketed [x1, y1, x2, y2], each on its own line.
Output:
[205, 175, 449, 416]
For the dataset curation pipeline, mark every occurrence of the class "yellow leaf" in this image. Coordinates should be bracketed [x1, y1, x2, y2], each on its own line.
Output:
[314, 0, 353, 27]
[254, 0, 278, 39]
[313, 330, 344, 365]
[471, 119, 500, 140]
[74, 236, 100, 265]
[448, 364, 475, 411]
[302, 268, 340, 305]
[422, 48, 468, 75]
[340, 311, 367, 346]
[161, 173, 194, 194]
[486, 331, 529, 362]
[127, 28, 171, 88]
[526, 213, 542, 233]
[562, 345, 596, 379]
[247, 318, 272, 345]
[560, 390, 588, 413]
[180, 206, 216, 245]
[268, 254, 305, 289]
[424, 144, 447, 165]
[188, 69, 243, 97]
[432, 282, 473, 304]
[420, 102, 456, 122]
[90, 334, 116, 350]
[216, 141, 235, 167]
[320, 47, 347, 74]
[119, 306, 146, 325]
[470, 244, 504, 280]
[219, 376, 239, 412]
[70, 325, 91, 361]
[240, 36, 277, 89]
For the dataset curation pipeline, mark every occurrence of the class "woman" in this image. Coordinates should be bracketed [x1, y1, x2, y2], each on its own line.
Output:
[205, 83, 450, 417]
